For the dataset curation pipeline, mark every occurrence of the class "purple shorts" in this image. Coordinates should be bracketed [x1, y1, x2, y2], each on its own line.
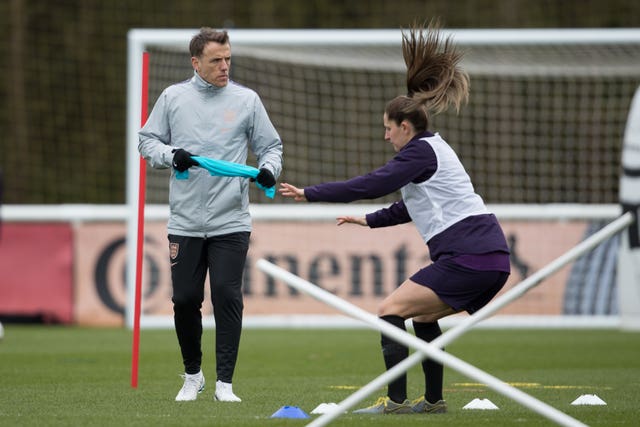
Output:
[410, 258, 510, 314]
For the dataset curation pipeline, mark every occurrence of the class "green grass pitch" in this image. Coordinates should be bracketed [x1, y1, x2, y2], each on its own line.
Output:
[1, 325, 639, 426]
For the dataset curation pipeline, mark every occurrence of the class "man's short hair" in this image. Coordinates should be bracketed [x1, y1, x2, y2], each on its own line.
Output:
[189, 27, 229, 57]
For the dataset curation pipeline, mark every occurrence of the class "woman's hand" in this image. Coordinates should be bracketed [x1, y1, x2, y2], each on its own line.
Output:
[278, 183, 307, 202]
[336, 216, 368, 226]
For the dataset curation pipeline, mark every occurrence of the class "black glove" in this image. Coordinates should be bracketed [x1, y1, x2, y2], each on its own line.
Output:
[251, 168, 276, 188]
[171, 148, 198, 172]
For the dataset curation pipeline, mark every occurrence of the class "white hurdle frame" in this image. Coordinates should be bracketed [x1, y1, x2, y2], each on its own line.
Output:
[257, 259, 587, 427]
[256, 212, 634, 427]
[315, 211, 635, 425]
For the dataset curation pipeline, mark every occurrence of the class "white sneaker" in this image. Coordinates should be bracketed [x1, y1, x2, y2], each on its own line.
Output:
[175, 371, 205, 401]
[214, 380, 241, 402]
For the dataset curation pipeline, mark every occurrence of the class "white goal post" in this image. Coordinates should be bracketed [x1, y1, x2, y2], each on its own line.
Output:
[126, 28, 640, 330]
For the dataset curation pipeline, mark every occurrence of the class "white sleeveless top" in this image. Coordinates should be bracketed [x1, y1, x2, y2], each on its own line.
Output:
[400, 134, 488, 244]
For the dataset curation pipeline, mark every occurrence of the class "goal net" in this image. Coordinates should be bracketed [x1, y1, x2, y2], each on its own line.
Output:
[126, 28, 640, 329]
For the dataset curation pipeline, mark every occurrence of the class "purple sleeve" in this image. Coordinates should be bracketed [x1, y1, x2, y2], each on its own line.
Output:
[303, 139, 436, 203]
[365, 200, 412, 228]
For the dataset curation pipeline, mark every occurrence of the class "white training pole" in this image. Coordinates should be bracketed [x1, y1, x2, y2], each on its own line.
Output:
[316, 211, 635, 424]
[257, 259, 587, 427]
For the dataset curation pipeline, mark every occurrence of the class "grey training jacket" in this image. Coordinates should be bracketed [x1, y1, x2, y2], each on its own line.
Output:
[138, 72, 283, 237]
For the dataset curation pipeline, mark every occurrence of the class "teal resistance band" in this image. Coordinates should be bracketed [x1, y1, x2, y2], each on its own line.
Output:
[175, 156, 276, 199]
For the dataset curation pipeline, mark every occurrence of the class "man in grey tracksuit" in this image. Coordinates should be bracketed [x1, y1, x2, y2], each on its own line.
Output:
[138, 28, 283, 403]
